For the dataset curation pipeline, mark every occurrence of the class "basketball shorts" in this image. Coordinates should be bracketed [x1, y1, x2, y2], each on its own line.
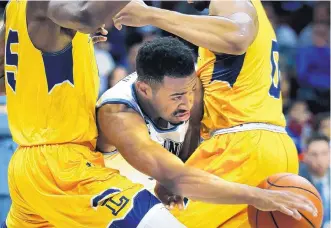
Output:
[172, 128, 298, 228]
[5, 144, 185, 228]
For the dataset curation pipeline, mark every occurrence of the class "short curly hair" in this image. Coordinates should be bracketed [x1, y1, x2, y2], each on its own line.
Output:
[136, 37, 195, 84]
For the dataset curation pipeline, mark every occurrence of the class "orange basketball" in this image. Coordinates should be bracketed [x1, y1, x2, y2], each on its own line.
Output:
[248, 173, 323, 228]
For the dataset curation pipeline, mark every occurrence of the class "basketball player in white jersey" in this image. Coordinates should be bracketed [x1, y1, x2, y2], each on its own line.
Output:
[96, 37, 317, 220]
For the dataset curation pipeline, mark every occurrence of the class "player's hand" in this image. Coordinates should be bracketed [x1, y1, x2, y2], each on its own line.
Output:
[154, 182, 185, 211]
[253, 189, 318, 220]
[92, 24, 108, 44]
[113, 0, 150, 30]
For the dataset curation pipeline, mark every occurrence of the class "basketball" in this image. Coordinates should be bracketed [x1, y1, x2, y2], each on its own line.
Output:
[248, 173, 324, 228]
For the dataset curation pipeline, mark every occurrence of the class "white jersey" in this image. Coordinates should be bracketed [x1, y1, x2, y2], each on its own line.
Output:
[97, 72, 189, 157]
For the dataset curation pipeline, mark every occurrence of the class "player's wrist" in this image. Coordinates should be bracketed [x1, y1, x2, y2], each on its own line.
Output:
[148, 7, 167, 27]
[237, 184, 263, 206]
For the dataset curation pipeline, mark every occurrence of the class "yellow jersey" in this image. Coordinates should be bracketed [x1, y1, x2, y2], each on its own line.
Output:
[197, 0, 285, 139]
[5, 0, 99, 146]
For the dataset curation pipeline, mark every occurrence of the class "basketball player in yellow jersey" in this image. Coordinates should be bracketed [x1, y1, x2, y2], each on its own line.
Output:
[1, 1, 317, 227]
[114, 0, 300, 227]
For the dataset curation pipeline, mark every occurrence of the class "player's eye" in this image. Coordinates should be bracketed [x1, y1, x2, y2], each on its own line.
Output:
[172, 96, 181, 101]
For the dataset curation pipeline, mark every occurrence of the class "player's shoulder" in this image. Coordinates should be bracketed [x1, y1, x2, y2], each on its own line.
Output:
[97, 102, 140, 121]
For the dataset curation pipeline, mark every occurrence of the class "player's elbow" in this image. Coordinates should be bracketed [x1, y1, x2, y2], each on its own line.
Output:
[214, 17, 257, 55]
[213, 30, 253, 55]
[226, 36, 251, 55]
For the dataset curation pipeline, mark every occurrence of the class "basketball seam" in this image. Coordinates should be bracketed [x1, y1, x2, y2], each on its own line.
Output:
[270, 212, 279, 228]
[266, 174, 296, 188]
[254, 174, 294, 228]
[256, 209, 259, 228]
[299, 211, 315, 228]
[266, 180, 322, 201]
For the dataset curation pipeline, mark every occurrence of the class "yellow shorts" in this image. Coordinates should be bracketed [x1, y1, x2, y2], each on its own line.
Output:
[5, 144, 162, 228]
[172, 130, 298, 228]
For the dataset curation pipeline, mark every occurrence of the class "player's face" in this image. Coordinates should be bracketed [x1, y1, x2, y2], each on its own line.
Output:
[152, 73, 197, 124]
[187, 0, 210, 12]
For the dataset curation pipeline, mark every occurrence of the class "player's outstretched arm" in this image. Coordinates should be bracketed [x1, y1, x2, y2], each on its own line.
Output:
[113, 0, 257, 55]
[97, 104, 317, 220]
[30, 1, 130, 34]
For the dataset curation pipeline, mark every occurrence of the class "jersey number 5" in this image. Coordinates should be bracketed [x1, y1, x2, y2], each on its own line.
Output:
[269, 40, 281, 99]
[5, 29, 19, 92]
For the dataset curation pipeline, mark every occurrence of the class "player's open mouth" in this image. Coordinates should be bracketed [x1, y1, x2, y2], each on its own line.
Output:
[175, 111, 190, 121]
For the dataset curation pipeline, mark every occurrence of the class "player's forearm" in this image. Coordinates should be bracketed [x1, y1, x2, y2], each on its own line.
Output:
[140, 143, 261, 205]
[148, 8, 250, 55]
[47, 1, 130, 34]
[168, 166, 261, 205]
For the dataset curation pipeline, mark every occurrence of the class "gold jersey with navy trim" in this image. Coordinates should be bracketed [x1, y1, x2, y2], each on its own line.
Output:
[172, 1, 298, 227]
[197, 0, 285, 139]
[4, 0, 99, 146]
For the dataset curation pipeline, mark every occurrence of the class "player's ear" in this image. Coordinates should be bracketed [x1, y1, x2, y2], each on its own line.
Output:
[136, 81, 153, 98]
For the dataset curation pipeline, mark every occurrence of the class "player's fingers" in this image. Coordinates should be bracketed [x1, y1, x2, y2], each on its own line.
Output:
[299, 197, 318, 217]
[92, 36, 107, 44]
[278, 205, 294, 217]
[166, 195, 176, 205]
[95, 24, 106, 35]
[174, 195, 184, 210]
[169, 202, 175, 210]
[293, 202, 316, 216]
[177, 201, 184, 210]
[99, 27, 108, 36]
[291, 209, 302, 220]
[100, 24, 108, 35]
[113, 19, 123, 31]
[113, 16, 130, 29]
[284, 191, 317, 216]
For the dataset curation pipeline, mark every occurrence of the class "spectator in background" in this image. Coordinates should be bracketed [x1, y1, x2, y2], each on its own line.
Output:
[296, 21, 330, 113]
[281, 71, 292, 114]
[108, 66, 128, 88]
[299, 2, 330, 47]
[136, 25, 160, 42]
[94, 41, 115, 96]
[299, 134, 330, 228]
[263, 2, 298, 71]
[286, 100, 312, 154]
[107, 25, 129, 67]
[125, 32, 143, 73]
[0, 96, 17, 222]
[314, 113, 330, 139]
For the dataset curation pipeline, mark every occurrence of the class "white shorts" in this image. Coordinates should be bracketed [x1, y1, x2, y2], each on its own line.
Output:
[104, 152, 157, 193]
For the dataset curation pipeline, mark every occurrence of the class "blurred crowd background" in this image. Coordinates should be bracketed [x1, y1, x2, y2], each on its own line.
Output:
[0, 1, 330, 227]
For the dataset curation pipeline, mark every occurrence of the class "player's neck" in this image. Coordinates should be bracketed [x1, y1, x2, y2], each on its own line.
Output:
[134, 84, 161, 123]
